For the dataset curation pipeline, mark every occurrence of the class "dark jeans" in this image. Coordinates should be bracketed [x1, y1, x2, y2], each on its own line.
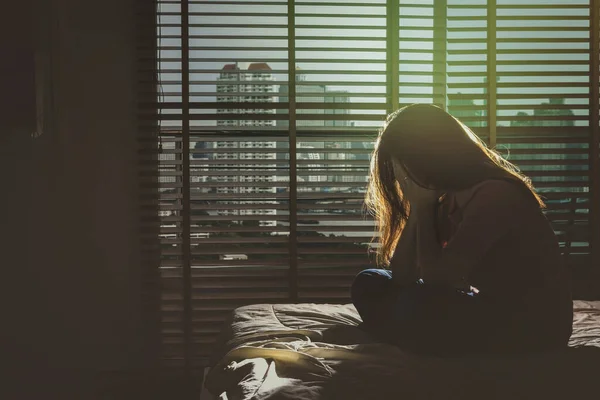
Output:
[351, 269, 568, 356]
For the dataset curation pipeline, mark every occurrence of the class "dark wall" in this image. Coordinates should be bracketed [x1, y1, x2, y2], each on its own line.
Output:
[2, 1, 148, 397]
[0, 1, 36, 135]
[1, 0, 37, 395]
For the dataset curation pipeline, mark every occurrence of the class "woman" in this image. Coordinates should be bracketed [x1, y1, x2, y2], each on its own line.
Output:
[352, 103, 573, 356]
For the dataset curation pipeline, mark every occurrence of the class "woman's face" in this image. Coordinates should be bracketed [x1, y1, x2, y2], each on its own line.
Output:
[391, 158, 409, 184]
[391, 158, 428, 188]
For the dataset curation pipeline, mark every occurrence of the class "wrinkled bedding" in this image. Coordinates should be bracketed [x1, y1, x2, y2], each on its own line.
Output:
[205, 301, 600, 400]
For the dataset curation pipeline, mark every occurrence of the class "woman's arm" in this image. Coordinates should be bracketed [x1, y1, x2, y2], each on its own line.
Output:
[388, 212, 419, 286]
[414, 201, 451, 283]
[415, 180, 526, 288]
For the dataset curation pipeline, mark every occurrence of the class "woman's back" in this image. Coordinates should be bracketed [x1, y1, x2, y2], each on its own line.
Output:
[437, 179, 573, 349]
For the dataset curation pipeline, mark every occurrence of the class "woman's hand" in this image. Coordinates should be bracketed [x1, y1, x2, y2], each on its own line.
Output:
[421, 266, 469, 291]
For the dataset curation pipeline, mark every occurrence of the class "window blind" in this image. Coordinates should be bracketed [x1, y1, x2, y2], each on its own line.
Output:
[140, 0, 600, 369]
[493, 0, 592, 275]
[293, 0, 386, 301]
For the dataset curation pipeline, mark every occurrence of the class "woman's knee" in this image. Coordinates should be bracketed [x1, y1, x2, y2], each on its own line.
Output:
[351, 269, 393, 304]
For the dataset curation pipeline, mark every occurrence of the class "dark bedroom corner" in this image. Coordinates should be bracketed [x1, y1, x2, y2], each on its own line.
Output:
[2, 0, 600, 399]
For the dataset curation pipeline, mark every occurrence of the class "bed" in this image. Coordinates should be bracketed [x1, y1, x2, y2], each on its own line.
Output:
[203, 300, 600, 400]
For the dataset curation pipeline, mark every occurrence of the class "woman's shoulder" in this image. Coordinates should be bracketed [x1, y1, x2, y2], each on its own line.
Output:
[452, 178, 530, 211]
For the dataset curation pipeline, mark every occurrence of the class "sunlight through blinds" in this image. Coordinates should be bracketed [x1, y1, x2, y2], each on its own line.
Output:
[139, 0, 600, 368]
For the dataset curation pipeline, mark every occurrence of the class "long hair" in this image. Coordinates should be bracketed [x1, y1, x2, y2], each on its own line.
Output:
[365, 103, 544, 267]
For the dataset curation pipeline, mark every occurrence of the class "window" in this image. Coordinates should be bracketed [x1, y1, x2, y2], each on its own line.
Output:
[147, 0, 600, 368]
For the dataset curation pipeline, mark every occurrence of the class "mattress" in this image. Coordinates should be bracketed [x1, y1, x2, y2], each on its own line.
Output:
[204, 301, 600, 400]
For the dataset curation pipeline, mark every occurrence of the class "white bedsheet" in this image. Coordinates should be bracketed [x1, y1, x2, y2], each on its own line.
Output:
[205, 301, 600, 400]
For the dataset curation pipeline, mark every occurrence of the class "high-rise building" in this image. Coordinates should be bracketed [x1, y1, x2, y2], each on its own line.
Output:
[211, 62, 280, 226]
[509, 98, 577, 192]
[277, 68, 327, 128]
[217, 62, 278, 128]
[276, 69, 358, 189]
[509, 98, 574, 128]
